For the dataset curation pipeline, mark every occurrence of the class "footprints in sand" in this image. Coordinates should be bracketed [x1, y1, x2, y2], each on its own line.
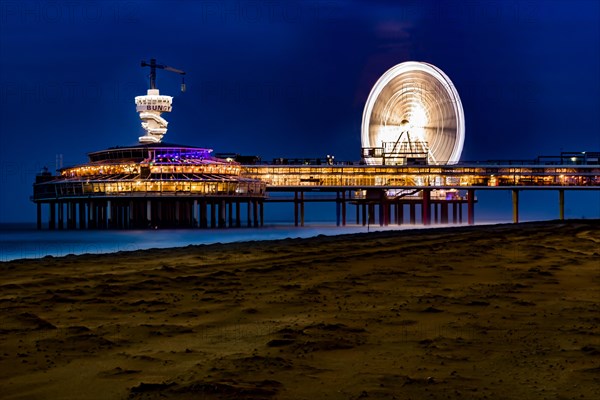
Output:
[130, 378, 282, 398]
[98, 366, 141, 377]
[267, 323, 367, 353]
[1, 221, 599, 399]
[2, 312, 57, 332]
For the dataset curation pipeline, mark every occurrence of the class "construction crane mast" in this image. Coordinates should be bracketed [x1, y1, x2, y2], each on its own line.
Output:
[141, 58, 186, 92]
[136, 59, 187, 143]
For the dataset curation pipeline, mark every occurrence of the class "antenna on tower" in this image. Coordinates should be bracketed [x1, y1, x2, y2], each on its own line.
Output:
[141, 58, 186, 92]
[55, 154, 63, 171]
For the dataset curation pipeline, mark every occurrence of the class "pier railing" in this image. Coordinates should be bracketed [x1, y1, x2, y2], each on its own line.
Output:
[33, 178, 266, 201]
[240, 164, 600, 189]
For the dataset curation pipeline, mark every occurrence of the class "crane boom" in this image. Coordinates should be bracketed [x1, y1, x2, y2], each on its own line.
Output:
[141, 58, 186, 91]
[163, 65, 186, 75]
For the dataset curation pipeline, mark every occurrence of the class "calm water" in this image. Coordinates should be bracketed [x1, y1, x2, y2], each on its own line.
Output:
[2, 189, 598, 261]
[0, 221, 502, 262]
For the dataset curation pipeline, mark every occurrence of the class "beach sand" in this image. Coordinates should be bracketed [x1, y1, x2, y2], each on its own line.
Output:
[1, 221, 599, 399]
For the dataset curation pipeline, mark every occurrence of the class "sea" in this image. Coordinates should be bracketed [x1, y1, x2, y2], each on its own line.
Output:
[0, 222, 469, 262]
[1, 189, 598, 262]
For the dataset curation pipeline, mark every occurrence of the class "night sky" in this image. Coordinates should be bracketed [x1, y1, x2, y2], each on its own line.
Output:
[1, 0, 599, 223]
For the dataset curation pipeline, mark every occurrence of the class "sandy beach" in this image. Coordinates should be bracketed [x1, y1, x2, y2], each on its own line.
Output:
[1, 221, 599, 399]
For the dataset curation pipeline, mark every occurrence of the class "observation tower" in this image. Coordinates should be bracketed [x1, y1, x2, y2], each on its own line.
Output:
[32, 59, 267, 229]
[136, 89, 172, 144]
[136, 58, 183, 143]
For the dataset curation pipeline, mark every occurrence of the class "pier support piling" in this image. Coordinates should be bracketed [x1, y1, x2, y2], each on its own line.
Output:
[79, 202, 86, 229]
[107, 200, 112, 229]
[441, 202, 449, 224]
[368, 203, 376, 225]
[260, 201, 264, 227]
[294, 192, 299, 227]
[336, 192, 341, 227]
[559, 189, 565, 220]
[146, 200, 152, 228]
[341, 191, 346, 226]
[397, 203, 403, 225]
[37, 203, 42, 230]
[467, 189, 475, 225]
[253, 200, 259, 228]
[300, 192, 305, 227]
[129, 201, 134, 228]
[66, 202, 72, 229]
[200, 200, 208, 228]
[49, 202, 56, 230]
[385, 202, 391, 226]
[58, 202, 64, 230]
[422, 190, 431, 225]
[362, 203, 367, 226]
[219, 200, 226, 228]
[193, 200, 198, 227]
[379, 195, 384, 227]
[247, 200, 251, 227]
[512, 189, 519, 224]
[211, 202, 217, 228]
[88, 201, 94, 229]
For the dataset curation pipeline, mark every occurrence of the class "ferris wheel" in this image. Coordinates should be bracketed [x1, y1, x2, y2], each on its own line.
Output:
[361, 61, 465, 165]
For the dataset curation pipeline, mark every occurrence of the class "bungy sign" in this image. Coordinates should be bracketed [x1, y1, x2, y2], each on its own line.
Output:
[135, 88, 174, 143]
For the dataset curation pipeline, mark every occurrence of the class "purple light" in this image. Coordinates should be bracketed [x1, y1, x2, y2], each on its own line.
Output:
[153, 150, 210, 163]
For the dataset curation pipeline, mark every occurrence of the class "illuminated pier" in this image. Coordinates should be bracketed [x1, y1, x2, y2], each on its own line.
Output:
[31, 60, 600, 229]
[247, 161, 600, 226]
[33, 144, 267, 230]
[33, 158, 599, 229]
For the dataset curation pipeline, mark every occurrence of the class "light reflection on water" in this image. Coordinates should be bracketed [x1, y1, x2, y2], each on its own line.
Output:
[0, 221, 513, 262]
[3, 189, 599, 261]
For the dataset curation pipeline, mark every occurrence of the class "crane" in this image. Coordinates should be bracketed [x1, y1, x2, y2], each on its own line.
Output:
[141, 58, 186, 92]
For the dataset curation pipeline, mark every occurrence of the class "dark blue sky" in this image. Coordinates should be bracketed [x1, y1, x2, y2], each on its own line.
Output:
[1, 0, 599, 223]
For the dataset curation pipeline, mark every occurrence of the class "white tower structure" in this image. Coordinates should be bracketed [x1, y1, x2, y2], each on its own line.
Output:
[136, 59, 186, 144]
[136, 89, 173, 143]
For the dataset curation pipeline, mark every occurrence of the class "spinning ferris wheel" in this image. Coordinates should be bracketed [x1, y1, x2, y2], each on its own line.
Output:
[361, 61, 465, 165]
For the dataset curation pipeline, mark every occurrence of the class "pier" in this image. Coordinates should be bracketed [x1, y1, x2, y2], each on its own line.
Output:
[32, 144, 267, 230]
[30, 60, 600, 229]
[33, 159, 600, 229]
[249, 162, 598, 226]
